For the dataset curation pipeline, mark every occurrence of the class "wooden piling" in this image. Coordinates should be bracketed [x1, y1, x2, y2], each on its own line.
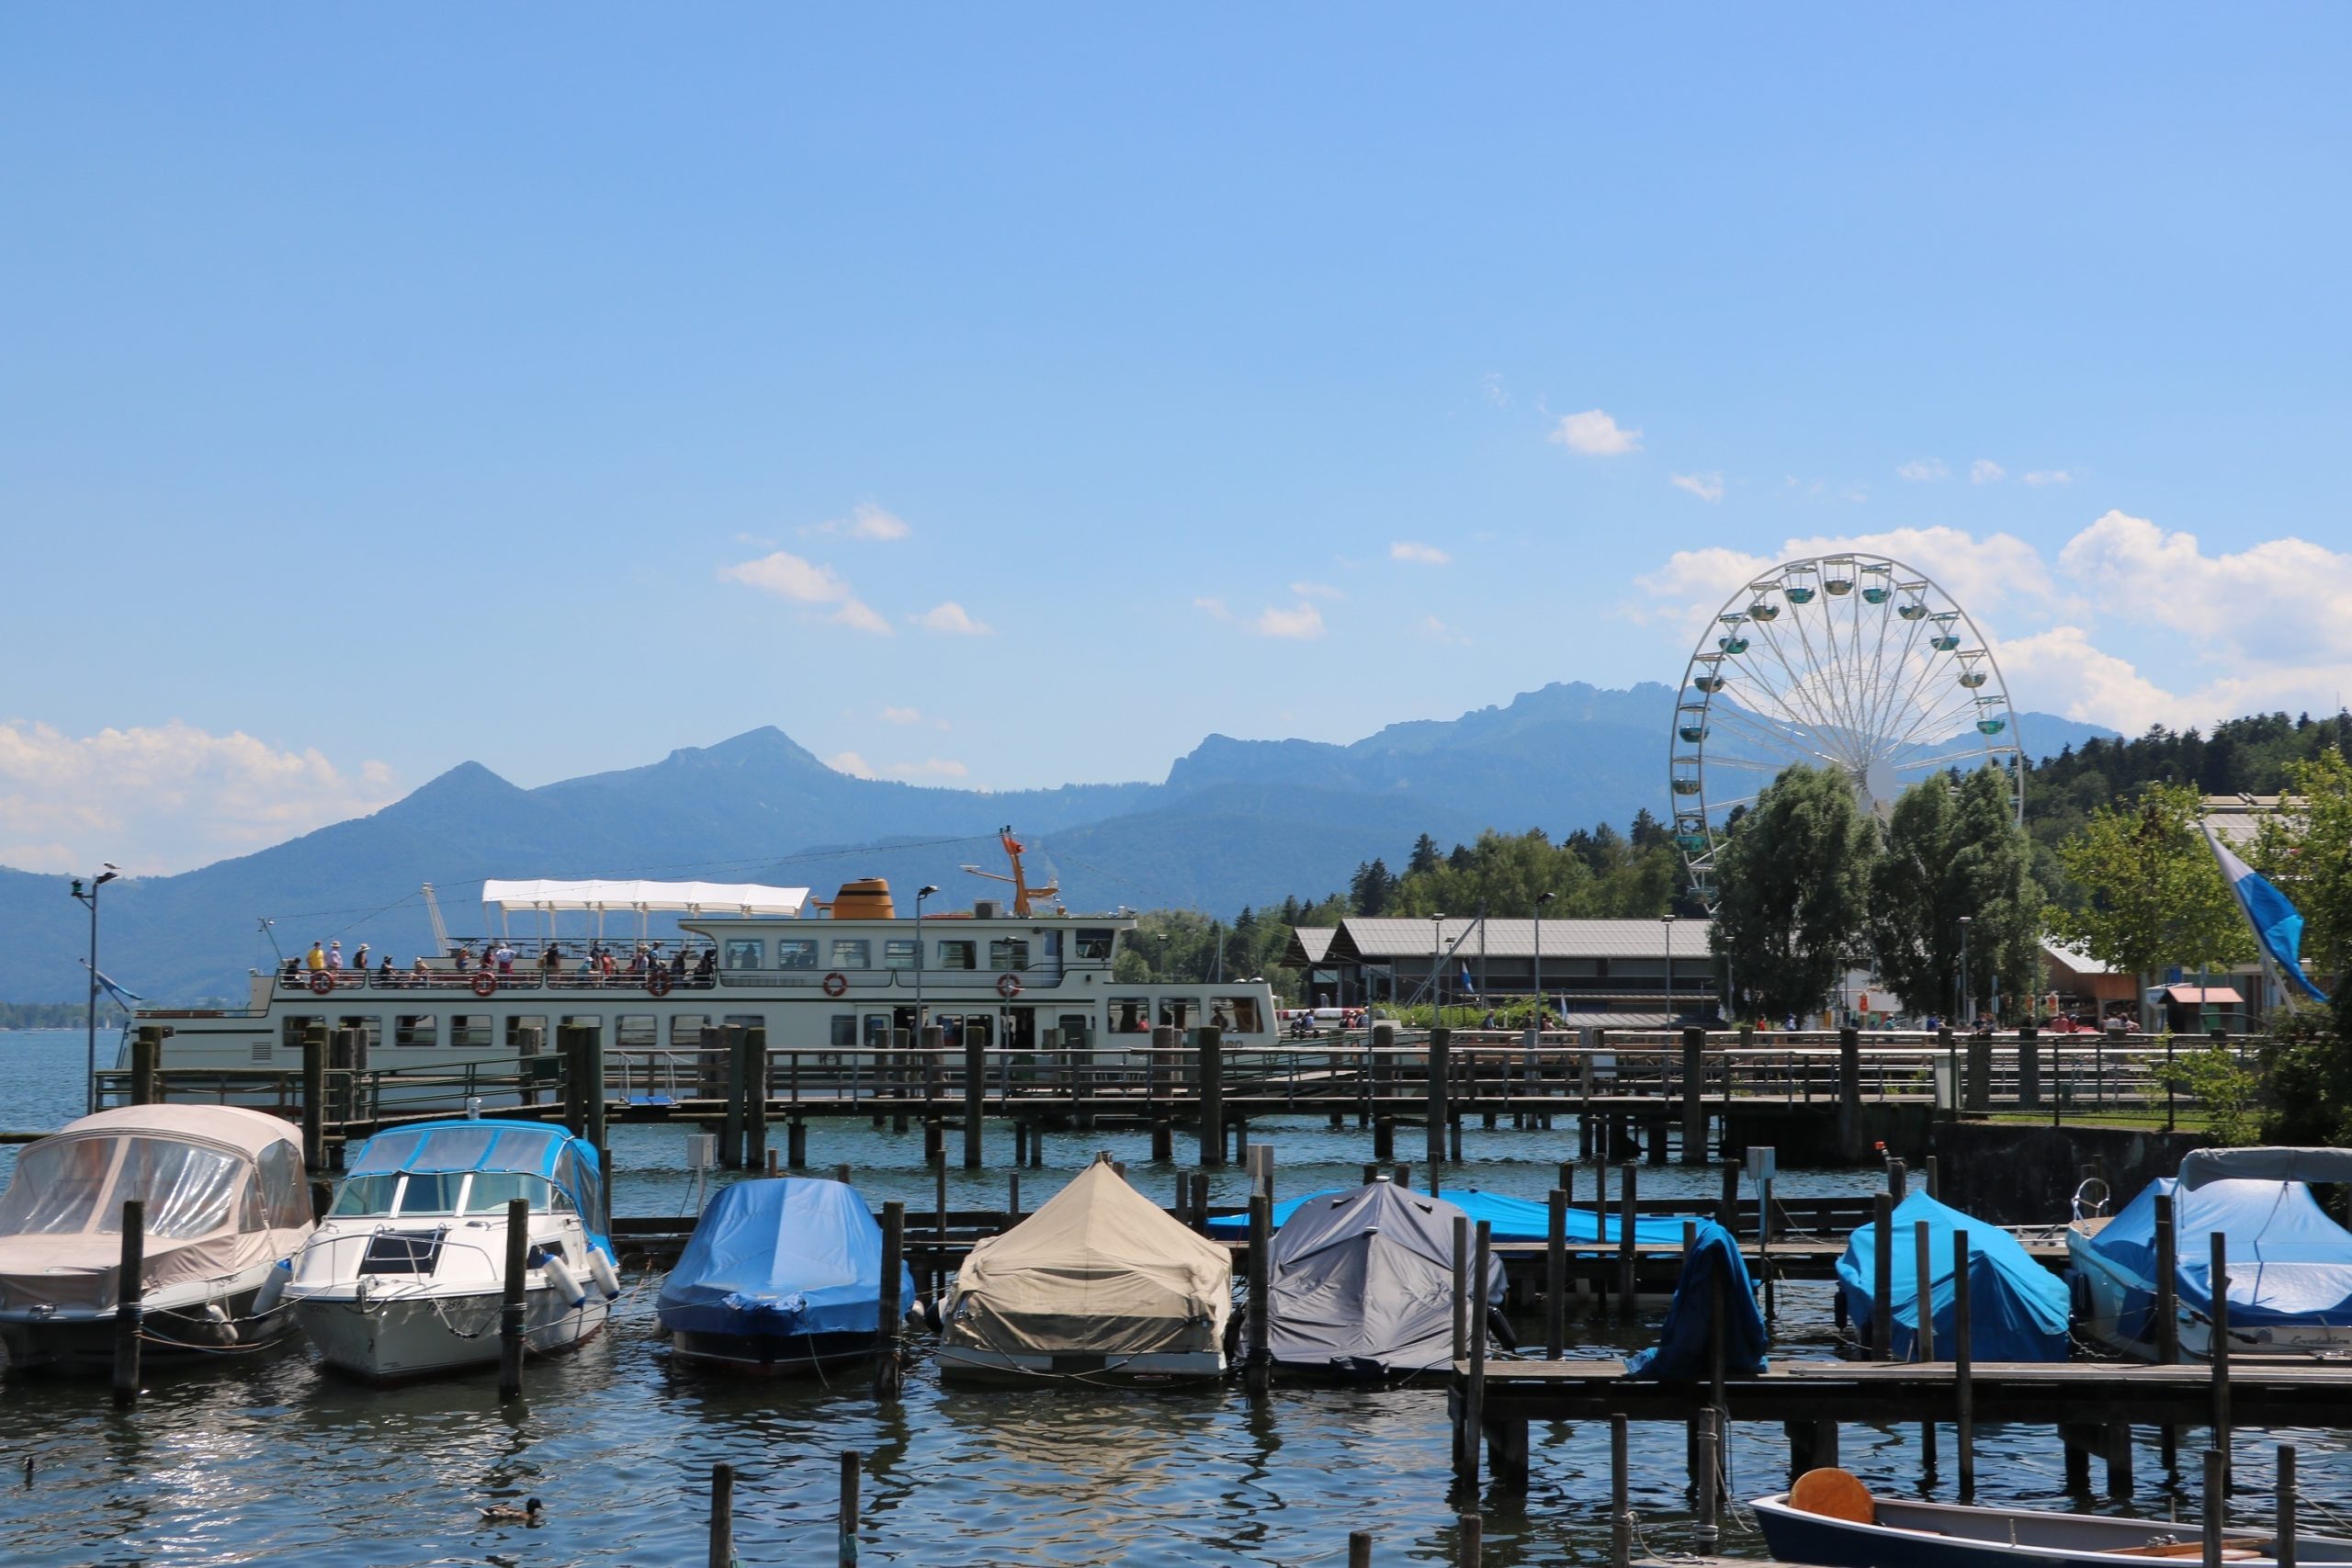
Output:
[1374, 1116, 1395, 1162]
[720, 1025, 746, 1169]
[1463, 1219, 1492, 1491]
[1964, 1024, 1991, 1114]
[788, 1118, 808, 1169]
[300, 1023, 327, 1171]
[112, 1198, 144, 1405]
[1544, 1190, 1567, 1359]
[833, 1162, 853, 1186]
[2278, 1445, 2297, 1568]
[565, 1025, 591, 1139]
[1617, 1161, 1637, 1315]
[707, 1461, 734, 1568]
[1348, 1531, 1373, 1568]
[1680, 1025, 1707, 1165]
[743, 1026, 769, 1172]
[1196, 1025, 1225, 1168]
[1393, 1163, 1411, 1191]
[1871, 1191, 1894, 1360]
[1427, 1026, 1452, 1171]
[2202, 1450, 2224, 1568]
[1151, 1119, 1172, 1162]
[582, 1022, 608, 1220]
[1925, 1154, 1939, 1201]
[839, 1450, 861, 1567]
[1837, 1026, 1860, 1158]
[130, 1026, 160, 1106]
[933, 1152, 948, 1241]
[1694, 1407, 1720, 1554]
[958, 1024, 985, 1170]
[1915, 1219, 1937, 1468]
[2210, 1231, 2231, 1461]
[1953, 1228, 1975, 1500]
[498, 1195, 529, 1400]
[1246, 1193, 1272, 1398]
[1610, 1415, 1632, 1568]
[1007, 1171, 1021, 1219]
[1188, 1173, 1209, 1232]
[1457, 1513, 1482, 1568]
[1887, 1156, 1908, 1203]
[876, 1201, 904, 1400]
[1717, 1161, 1738, 1231]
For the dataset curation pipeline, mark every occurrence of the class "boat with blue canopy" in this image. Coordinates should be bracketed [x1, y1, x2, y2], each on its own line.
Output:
[660, 1177, 916, 1374]
[1837, 1191, 2069, 1361]
[286, 1118, 620, 1381]
[2068, 1148, 2352, 1361]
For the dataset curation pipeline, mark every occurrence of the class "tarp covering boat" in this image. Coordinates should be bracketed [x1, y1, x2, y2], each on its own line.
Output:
[2179, 1147, 2352, 1190]
[0, 1106, 313, 1315]
[944, 1158, 1230, 1358]
[1838, 1191, 2069, 1362]
[1626, 1219, 1768, 1378]
[1251, 1181, 1506, 1376]
[2076, 1175, 2352, 1337]
[659, 1179, 913, 1339]
[1207, 1186, 1698, 1247]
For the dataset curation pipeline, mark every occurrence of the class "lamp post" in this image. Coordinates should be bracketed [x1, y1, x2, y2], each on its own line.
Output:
[1661, 914, 1677, 1026]
[1430, 913, 1445, 1024]
[1958, 915, 1973, 1027]
[914, 884, 941, 1030]
[1534, 891, 1555, 1025]
[71, 865, 119, 1114]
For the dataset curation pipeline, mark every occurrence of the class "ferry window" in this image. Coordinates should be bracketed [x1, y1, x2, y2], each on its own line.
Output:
[1211, 997, 1263, 1033]
[938, 941, 976, 971]
[830, 1015, 857, 1049]
[989, 939, 1029, 972]
[394, 1014, 437, 1048]
[506, 1015, 548, 1051]
[335, 1015, 382, 1056]
[831, 939, 871, 969]
[1076, 929, 1115, 962]
[883, 939, 919, 971]
[1109, 997, 1152, 1034]
[1057, 1014, 1091, 1049]
[1158, 998, 1195, 1030]
[450, 1015, 492, 1049]
[616, 1015, 658, 1050]
[775, 939, 819, 970]
[282, 1014, 322, 1052]
[724, 939, 764, 970]
[671, 1014, 709, 1047]
[941, 1014, 992, 1048]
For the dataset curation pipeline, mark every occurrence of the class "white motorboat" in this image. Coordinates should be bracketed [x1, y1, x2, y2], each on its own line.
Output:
[0, 1106, 315, 1371]
[286, 1118, 620, 1381]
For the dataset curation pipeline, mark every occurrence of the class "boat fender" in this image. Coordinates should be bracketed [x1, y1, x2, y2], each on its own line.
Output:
[253, 1258, 291, 1317]
[2067, 1269, 2095, 1328]
[921, 1294, 943, 1335]
[588, 1251, 623, 1302]
[1486, 1304, 1519, 1354]
[534, 1249, 589, 1311]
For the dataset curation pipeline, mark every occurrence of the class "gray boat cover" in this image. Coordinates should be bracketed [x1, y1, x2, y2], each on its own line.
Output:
[2178, 1147, 2352, 1190]
[1251, 1181, 1506, 1375]
[944, 1157, 1231, 1357]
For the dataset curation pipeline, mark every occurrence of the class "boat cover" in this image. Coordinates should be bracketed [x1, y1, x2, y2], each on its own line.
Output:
[343, 1119, 612, 1258]
[944, 1159, 1231, 1357]
[2179, 1147, 2352, 1190]
[1837, 1191, 2069, 1362]
[1207, 1185, 1699, 1247]
[1625, 1220, 1768, 1378]
[658, 1179, 914, 1339]
[1251, 1181, 1506, 1375]
[2077, 1175, 2352, 1336]
[0, 1106, 313, 1315]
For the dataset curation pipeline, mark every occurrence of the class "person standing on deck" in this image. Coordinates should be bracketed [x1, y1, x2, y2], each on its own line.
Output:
[327, 941, 343, 971]
[307, 941, 327, 972]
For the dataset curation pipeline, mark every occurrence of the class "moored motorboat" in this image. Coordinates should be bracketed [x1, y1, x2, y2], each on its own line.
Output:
[939, 1155, 1231, 1382]
[285, 1118, 619, 1381]
[1838, 1190, 2070, 1361]
[1756, 1467, 2352, 1568]
[658, 1177, 915, 1374]
[0, 1106, 315, 1371]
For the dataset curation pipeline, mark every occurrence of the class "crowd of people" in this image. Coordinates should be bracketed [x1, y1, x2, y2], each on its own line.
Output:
[282, 937, 725, 988]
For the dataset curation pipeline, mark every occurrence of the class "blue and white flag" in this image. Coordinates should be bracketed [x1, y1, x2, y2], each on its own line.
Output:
[1459, 964, 1476, 997]
[78, 960, 143, 1010]
[2205, 828, 2328, 1002]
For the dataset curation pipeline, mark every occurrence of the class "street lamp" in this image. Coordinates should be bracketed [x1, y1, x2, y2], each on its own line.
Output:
[1534, 891, 1555, 1026]
[1958, 915, 1973, 1026]
[71, 865, 119, 1114]
[914, 885, 941, 1030]
[1661, 914, 1677, 1025]
[1430, 913, 1446, 1023]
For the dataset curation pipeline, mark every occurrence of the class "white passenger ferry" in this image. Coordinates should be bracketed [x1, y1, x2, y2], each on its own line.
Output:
[128, 843, 1280, 1079]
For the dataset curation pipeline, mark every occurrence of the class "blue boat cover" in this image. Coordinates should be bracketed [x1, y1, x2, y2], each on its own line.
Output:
[1625, 1220, 1768, 1379]
[658, 1179, 917, 1340]
[1837, 1190, 2069, 1362]
[344, 1118, 611, 1259]
[2076, 1176, 2352, 1337]
[1208, 1186, 1699, 1247]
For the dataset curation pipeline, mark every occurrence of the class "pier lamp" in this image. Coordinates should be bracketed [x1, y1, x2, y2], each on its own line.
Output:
[70, 865, 119, 1114]
[915, 885, 940, 1030]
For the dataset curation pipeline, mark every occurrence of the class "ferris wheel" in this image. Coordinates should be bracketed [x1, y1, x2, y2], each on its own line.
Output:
[1669, 553, 2024, 907]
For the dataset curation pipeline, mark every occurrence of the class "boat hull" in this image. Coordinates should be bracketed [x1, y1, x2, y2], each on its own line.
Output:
[2068, 1227, 2352, 1362]
[0, 1268, 300, 1373]
[292, 1286, 608, 1382]
[937, 1343, 1227, 1384]
[1754, 1492, 2351, 1568]
[667, 1327, 880, 1376]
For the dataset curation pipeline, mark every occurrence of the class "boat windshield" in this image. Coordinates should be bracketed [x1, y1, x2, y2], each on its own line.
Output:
[0, 1135, 243, 1240]
[330, 1171, 555, 1219]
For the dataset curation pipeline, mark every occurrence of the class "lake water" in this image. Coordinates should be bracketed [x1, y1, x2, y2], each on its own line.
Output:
[3, 1027, 2346, 1566]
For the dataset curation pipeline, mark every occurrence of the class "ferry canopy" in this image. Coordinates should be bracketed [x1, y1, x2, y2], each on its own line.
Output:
[481, 878, 809, 917]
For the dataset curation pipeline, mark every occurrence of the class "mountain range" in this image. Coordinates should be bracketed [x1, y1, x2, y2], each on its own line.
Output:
[0, 682, 2116, 1002]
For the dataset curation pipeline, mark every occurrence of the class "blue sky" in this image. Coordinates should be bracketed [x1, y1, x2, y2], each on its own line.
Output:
[5, 8, 2349, 873]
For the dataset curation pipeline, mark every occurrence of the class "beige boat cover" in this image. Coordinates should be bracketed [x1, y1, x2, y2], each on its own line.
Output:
[944, 1158, 1231, 1356]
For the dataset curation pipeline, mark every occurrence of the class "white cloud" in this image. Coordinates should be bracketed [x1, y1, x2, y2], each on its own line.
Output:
[1897, 458, 1951, 482]
[1481, 373, 1510, 408]
[720, 549, 893, 636]
[1629, 525, 2068, 631]
[1255, 603, 1326, 640]
[0, 720, 398, 874]
[1390, 541, 1452, 566]
[1971, 459, 2006, 484]
[825, 750, 877, 779]
[1290, 581, 1346, 600]
[1193, 597, 1232, 620]
[2058, 511, 2352, 664]
[1546, 409, 1643, 456]
[804, 502, 911, 541]
[887, 758, 969, 780]
[2022, 469, 2072, 487]
[1669, 471, 1725, 502]
[879, 707, 924, 726]
[1419, 616, 1471, 646]
[1996, 627, 2180, 734]
[913, 602, 992, 636]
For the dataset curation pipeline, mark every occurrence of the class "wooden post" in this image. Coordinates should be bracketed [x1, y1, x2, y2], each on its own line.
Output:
[1871, 1191, 1893, 1360]
[933, 1152, 949, 1242]
[2203, 1450, 2225, 1568]
[2278, 1445, 2298, 1568]
[300, 1022, 327, 1172]
[1427, 1026, 1452, 1170]
[1348, 1532, 1373, 1568]
[1915, 1218, 1937, 1470]
[1544, 1189, 1567, 1359]
[1246, 1193, 1272, 1398]
[743, 1026, 769, 1173]
[876, 1201, 904, 1400]
[1393, 1163, 1411, 1190]
[1610, 1415, 1633, 1568]
[788, 1117, 808, 1169]
[1836, 1026, 1860, 1158]
[1007, 1172, 1020, 1219]
[582, 1021, 608, 1221]
[1452, 1213, 1470, 1365]
[1887, 1156, 1908, 1203]
[1374, 1116, 1395, 1161]
[1680, 1025, 1707, 1164]
[839, 1450, 861, 1568]
[564, 1025, 591, 1139]
[2155, 1192, 2181, 1360]
[2018, 1024, 2041, 1110]
[833, 1161, 853, 1186]
[1694, 1407, 1720, 1554]
[130, 1026, 161, 1106]
[1953, 1228, 1975, 1501]
[2210, 1231, 2231, 1461]
[721, 1024, 747, 1169]
[1151, 1119, 1172, 1162]
[498, 1195, 529, 1400]
[1925, 1154, 1939, 1201]
[1462, 1220, 1492, 1491]
[1717, 1161, 1738, 1231]
[955, 1025, 981, 1169]
[112, 1198, 144, 1405]
[1618, 1160, 1638, 1316]
[707, 1462, 734, 1568]
[1458, 1514, 1482, 1568]
[1195, 1025, 1225, 1168]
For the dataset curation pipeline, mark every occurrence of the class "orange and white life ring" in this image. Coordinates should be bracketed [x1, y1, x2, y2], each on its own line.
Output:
[823, 971, 850, 998]
[470, 971, 499, 998]
[308, 970, 335, 996]
[645, 967, 673, 998]
[996, 973, 1023, 1000]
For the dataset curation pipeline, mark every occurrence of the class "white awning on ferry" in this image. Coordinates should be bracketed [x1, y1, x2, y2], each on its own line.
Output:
[481, 879, 810, 917]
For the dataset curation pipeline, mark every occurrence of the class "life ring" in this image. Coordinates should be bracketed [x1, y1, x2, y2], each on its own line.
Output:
[308, 970, 334, 996]
[823, 971, 850, 998]
[996, 973, 1023, 1000]
[645, 967, 673, 998]
[470, 971, 498, 998]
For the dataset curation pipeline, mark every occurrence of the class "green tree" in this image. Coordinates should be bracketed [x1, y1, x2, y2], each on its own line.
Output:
[2252, 745, 2352, 988]
[1871, 768, 2045, 1020]
[1707, 763, 1876, 1021]
[1349, 858, 1396, 916]
[1387, 828, 1599, 919]
[2049, 782, 2254, 1017]
[1408, 834, 1442, 875]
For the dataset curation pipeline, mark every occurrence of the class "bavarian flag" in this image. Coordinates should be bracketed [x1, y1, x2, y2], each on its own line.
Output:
[2205, 826, 2328, 1002]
